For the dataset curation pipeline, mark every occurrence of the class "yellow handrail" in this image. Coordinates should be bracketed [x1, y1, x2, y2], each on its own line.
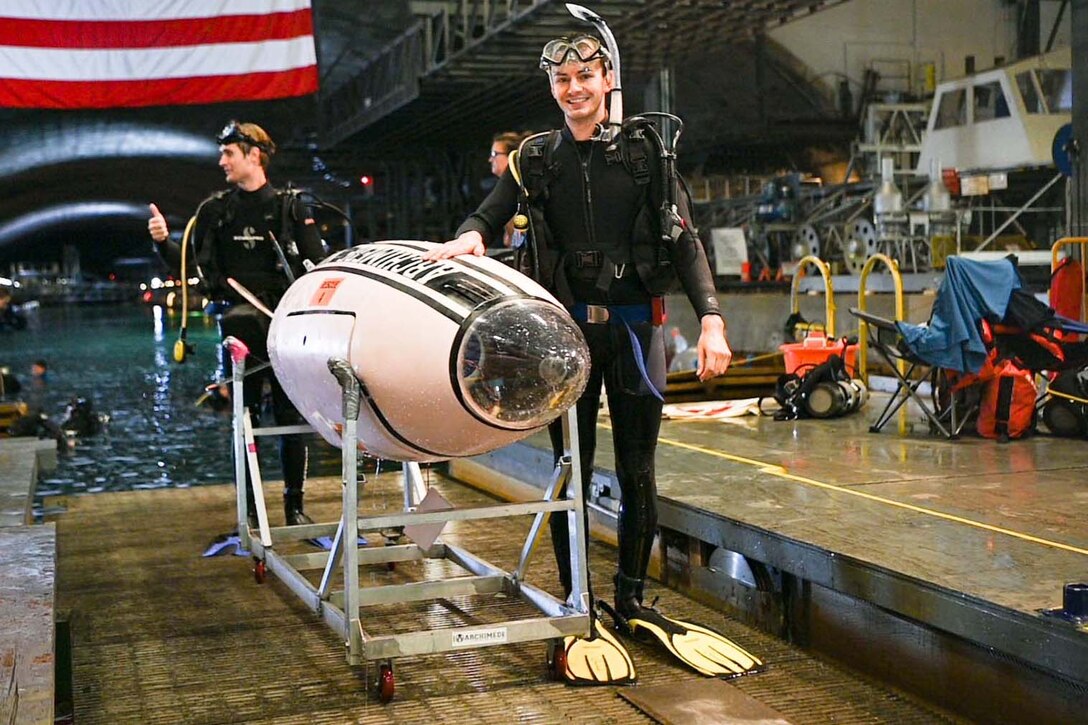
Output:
[789, 255, 835, 338]
[857, 253, 907, 434]
[856, 253, 904, 386]
[1051, 237, 1088, 323]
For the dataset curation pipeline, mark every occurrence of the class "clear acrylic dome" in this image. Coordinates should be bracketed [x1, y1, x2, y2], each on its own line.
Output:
[457, 299, 589, 430]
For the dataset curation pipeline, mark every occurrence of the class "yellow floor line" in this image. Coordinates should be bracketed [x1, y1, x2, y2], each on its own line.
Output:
[600, 423, 1088, 557]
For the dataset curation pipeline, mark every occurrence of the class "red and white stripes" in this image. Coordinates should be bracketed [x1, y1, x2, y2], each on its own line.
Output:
[0, 0, 318, 108]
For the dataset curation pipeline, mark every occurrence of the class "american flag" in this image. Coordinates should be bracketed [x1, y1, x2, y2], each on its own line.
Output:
[0, 0, 318, 109]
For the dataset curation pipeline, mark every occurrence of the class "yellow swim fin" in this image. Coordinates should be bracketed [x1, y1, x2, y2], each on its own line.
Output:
[555, 616, 637, 686]
[605, 602, 761, 678]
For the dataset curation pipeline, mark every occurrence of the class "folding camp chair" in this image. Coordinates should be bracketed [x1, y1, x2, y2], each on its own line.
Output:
[850, 308, 965, 439]
[854, 255, 1088, 440]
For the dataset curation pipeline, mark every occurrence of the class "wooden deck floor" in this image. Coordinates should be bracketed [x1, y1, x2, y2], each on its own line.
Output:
[49, 474, 956, 724]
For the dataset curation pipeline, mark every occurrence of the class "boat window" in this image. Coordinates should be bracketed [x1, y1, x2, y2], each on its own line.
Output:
[972, 81, 1010, 122]
[933, 89, 966, 129]
[1016, 71, 1043, 113]
[1037, 69, 1072, 113]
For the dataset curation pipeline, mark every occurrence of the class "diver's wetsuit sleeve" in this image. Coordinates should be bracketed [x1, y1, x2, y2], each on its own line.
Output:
[455, 169, 519, 245]
[290, 196, 326, 264]
[672, 187, 721, 319]
[156, 236, 182, 271]
[153, 206, 208, 275]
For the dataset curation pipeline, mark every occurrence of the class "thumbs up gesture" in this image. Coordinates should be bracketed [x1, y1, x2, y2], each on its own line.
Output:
[148, 203, 169, 243]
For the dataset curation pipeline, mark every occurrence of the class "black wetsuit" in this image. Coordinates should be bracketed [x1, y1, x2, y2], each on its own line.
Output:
[457, 125, 721, 596]
[159, 184, 325, 504]
[0, 304, 27, 331]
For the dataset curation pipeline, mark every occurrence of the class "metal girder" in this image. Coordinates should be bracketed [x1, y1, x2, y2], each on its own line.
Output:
[323, 26, 426, 150]
[323, 0, 557, 146]
[320, 0, 850, 149]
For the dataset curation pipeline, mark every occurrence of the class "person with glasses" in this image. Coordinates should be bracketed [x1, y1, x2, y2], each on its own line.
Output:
[489, 131, 522, 179]
[489, 130, 528, 248]
[148, 122, 326, 531]
[425, 29, 758, 683]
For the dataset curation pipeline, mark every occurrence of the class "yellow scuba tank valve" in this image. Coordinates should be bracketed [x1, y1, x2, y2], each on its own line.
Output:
[508, 142, 540, 251]
[173, 336, 190, 363]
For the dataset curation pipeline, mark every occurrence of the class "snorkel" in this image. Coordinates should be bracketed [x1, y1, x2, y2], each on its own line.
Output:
[565, 3, 622, 144]
[510, 6, 627, 281]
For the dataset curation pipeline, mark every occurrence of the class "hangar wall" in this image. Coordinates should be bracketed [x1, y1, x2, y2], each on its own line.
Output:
[771, 0, 1071, 100]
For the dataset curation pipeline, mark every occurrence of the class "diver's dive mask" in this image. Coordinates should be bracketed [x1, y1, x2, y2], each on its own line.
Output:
[539, 35, 611, 71]
[216, 121, 275, 154]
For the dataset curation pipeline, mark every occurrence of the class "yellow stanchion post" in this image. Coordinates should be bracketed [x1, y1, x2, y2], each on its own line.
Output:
[789, 255, 835, 338]
[857, 254, 906, 433]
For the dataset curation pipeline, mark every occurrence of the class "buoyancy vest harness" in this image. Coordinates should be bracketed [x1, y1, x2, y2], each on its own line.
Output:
[509, 113, 696, 305]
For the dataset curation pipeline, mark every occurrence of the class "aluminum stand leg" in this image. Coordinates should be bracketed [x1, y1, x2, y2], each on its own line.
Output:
[224, 336, 251, 550]
[328, 358, 363, 663]
[241, 410, 272, 548]
[562, 406, 590, 610]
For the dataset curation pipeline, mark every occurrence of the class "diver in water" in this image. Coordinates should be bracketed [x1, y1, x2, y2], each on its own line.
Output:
[426, 9, 759, 684]
[0, 287, 27, 332]
[148, 121, 326, 528]
[60, 396, 105, 437]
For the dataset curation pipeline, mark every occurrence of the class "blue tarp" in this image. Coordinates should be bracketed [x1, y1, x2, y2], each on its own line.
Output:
[896, 256, 1021, 373]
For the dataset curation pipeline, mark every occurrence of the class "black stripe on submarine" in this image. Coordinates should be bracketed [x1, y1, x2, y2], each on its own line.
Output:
[286, 266, 551, 457]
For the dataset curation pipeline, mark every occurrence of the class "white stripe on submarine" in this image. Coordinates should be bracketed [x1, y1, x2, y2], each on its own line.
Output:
[335, 245, 453, 284]
[379, 241, 535, 297]
[329, 244, 516, 295]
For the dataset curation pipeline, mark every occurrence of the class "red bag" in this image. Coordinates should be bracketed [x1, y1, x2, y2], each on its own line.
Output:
[1050, 257, 1084, 337]
[976, 359, 1037, 441]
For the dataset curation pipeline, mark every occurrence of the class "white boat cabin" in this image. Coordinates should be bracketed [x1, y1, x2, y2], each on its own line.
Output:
[915, 48, 1071, 175]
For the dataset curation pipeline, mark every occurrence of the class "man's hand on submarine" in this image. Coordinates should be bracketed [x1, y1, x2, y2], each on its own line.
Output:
[422, 231, 485, 261]
[696, 314, 732, 381]
[148, 203, 169, 243]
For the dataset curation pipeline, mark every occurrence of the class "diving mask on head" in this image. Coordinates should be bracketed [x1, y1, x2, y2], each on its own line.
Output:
[548, 4, 624, 144]
[216, 121, 275, 154]
[539, 35, 611, 71]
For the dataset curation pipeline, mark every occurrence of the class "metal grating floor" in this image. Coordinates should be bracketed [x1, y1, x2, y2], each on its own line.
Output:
[51, 472, 961, 724]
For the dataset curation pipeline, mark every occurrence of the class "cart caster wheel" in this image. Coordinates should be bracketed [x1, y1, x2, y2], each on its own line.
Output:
[547, 639, 567, 681]
[253, 559, 266, 584]
[377, 663, 394, 703]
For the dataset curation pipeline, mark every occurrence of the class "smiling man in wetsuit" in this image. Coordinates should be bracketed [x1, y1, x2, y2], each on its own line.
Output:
[425, 31, 760, 683]
[149, 122, 325, 529]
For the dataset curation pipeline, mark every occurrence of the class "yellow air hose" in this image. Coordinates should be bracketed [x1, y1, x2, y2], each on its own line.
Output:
[509, 131, 551, 235]
[508, 149, 529, 235]
[172, 215, 198, 363]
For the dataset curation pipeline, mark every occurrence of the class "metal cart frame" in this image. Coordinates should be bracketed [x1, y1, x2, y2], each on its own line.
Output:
[223, 338, 591, 700]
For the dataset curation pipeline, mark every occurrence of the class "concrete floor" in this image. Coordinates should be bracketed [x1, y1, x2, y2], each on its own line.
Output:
[631, 405, 1088, 618]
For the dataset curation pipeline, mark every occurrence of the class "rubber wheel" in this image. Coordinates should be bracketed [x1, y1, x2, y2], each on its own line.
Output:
[377, 663, 394, 703]
[253, 559, 266, 584]
[547, 639, 567, 681]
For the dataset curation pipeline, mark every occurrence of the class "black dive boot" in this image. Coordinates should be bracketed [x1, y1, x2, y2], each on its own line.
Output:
[284, 488, 312, 526]
[613, 571, 646, 625]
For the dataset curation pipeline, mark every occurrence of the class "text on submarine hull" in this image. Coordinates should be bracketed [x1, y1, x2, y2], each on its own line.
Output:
[268, 241, 590, 462]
